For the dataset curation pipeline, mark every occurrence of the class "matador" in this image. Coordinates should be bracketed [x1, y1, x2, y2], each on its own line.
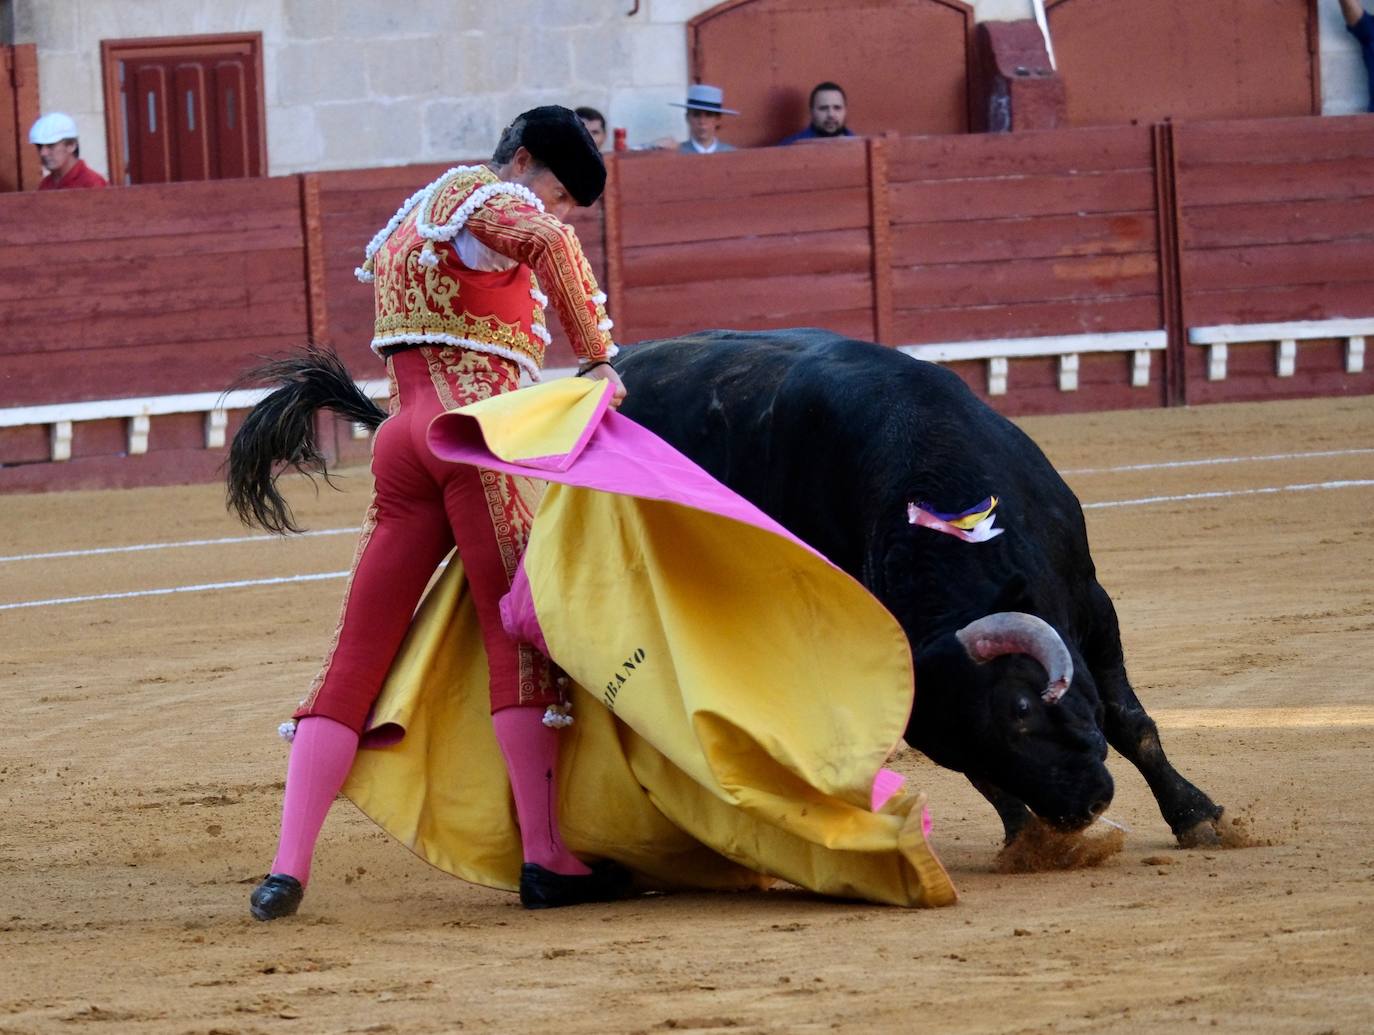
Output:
[249, 106, 630, 920]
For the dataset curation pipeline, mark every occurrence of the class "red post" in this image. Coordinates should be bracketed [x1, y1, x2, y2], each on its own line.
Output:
[604, 152, 626, 343]
[299, 172, 330, 348]
[867, 134, 894, 346]
[1152, 121, 1187, 407]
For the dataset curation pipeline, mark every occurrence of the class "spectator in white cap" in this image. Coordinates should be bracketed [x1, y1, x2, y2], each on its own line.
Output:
[666, 84, 739, 154]
[30, 112, 108, 190]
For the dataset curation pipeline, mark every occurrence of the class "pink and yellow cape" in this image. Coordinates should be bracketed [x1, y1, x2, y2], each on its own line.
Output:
[341, 377, 957, 907]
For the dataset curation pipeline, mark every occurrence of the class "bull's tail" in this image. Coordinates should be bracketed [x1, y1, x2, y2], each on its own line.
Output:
[225, 344, 388, 534]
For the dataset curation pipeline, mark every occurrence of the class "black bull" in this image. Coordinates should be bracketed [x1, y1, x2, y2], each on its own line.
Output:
[613, 330, 1223, 847]
[227, 331, 1225, 848]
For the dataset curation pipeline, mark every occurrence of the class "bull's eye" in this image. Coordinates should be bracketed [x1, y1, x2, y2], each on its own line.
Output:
[1014, 696, 1032, 719]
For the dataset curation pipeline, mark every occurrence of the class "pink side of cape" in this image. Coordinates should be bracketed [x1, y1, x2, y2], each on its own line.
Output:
[428, 399, 817, 554]
[427, 390, 825, 646]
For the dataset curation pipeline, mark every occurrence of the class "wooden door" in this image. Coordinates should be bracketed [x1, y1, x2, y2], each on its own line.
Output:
[103, 34, 265, 185]
[0, 44, 41, 192]
[1046, 0, 1319, 127]
[689, 0, 974, 148]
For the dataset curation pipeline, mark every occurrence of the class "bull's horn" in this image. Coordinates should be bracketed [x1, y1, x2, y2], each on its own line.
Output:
[954, 612, 1073, 704]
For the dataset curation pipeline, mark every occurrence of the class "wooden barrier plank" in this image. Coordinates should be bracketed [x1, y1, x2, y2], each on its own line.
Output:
[1183, 338, 1370, 406]
[0, 178, 303, 246]
[315, 162, 455, 193]
[892, 212, 1157, 266]
[1181, 197, 1374, 250]
[1177, 157, 1374, 207]
[889, 124, 1152, 182]
[622, 228, 871, 287]
[619, 187, 872, 248]
[626, 308, 876, 347]
[990, 379, 1166, 418]
[0, 334, 308, 406]
[46, 413, 209, 459]
[892, 253, 1159, 309]
[1183, 280, 1374, 327]
[2, 293, 306, 356]
[890, 170, 1156, 224]
[893, 295, 1161, 345]
[0, 246, 306, 309]
[0, 224, 313, 275]
[624, 271, 873, 326]
[0, 424, 48, 465]
[616, 143, 869, 203]
[1182, 239, 1374, 294]
[0, 282, 304, 337]
[1175, 115, 1374, 166]
[0, 449, 235, 494]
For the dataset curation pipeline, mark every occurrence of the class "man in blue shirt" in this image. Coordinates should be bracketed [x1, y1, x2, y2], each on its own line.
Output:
[1341, 0, 1374, 111]
[778, 82, 855, 144]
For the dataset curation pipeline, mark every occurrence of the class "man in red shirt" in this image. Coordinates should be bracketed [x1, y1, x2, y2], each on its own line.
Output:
[30, 113, 108, 190]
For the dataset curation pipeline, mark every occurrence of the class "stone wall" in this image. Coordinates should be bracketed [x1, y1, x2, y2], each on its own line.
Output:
[11, 0, 1042, 182]
[12, 0, 1370, 184]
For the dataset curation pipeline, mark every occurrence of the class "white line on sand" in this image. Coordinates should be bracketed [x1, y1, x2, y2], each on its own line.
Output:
[0, 528, 353, 564]
[6, 448, 1368, 565]
[5, 480, 1371, 611]
[0, 571, 349, 611]
[1062, 447, 1374, 476]
[1081, 479, 1374, 510]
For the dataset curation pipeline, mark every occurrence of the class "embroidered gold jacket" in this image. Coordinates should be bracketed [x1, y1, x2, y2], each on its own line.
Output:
[357, 165, 615, 379]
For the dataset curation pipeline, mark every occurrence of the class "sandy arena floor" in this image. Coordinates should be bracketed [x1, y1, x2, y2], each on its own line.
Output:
[1, 395, 1372, 1035]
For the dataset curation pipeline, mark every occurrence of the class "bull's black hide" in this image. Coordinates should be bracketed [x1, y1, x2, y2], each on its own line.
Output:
[614, 329, 1224, 847]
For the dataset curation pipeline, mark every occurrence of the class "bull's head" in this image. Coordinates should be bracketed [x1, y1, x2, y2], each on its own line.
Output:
[907, 611, 1114, 831]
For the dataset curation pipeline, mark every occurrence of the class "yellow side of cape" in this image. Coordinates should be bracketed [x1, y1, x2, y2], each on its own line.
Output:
[342, 380, 957, 908]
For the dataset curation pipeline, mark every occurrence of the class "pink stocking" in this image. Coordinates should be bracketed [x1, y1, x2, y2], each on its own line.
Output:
[491, 706, 590, 876]
[269, 716, 360, 886]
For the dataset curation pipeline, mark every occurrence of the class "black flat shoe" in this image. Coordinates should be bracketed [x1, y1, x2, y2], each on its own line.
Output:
[519, 860, 632, 909]
[249, 873, 304, 921]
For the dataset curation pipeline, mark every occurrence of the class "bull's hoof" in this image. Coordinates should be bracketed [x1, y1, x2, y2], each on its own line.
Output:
[1176, 818, 1222, 848]
[1179, 809, 1268, 849]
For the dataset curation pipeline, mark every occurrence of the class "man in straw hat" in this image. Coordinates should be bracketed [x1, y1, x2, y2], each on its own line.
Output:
[668, 83, 739, 154]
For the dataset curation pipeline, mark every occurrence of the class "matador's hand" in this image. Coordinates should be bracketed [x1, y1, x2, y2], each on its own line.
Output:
[582, 361, 627, 409]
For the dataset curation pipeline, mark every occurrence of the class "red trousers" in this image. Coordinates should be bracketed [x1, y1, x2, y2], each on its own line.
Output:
[295, 346, 556, 733]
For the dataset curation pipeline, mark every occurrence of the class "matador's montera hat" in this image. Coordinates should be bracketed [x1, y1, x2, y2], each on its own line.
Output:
[510, 105, 607, 207]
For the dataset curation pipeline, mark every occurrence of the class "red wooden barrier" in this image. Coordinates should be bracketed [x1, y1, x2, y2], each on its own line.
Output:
[0, 176, 311, 487]
[887, 124, 1167, 413]
[2, 115, 1372, 492]
[0, 175, 310, 407]
[1174, 116, 1374, 403]
[613, 142, 877, 344]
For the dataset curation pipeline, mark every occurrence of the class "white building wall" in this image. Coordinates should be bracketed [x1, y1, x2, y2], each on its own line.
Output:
[11, 0, 1368, 184]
